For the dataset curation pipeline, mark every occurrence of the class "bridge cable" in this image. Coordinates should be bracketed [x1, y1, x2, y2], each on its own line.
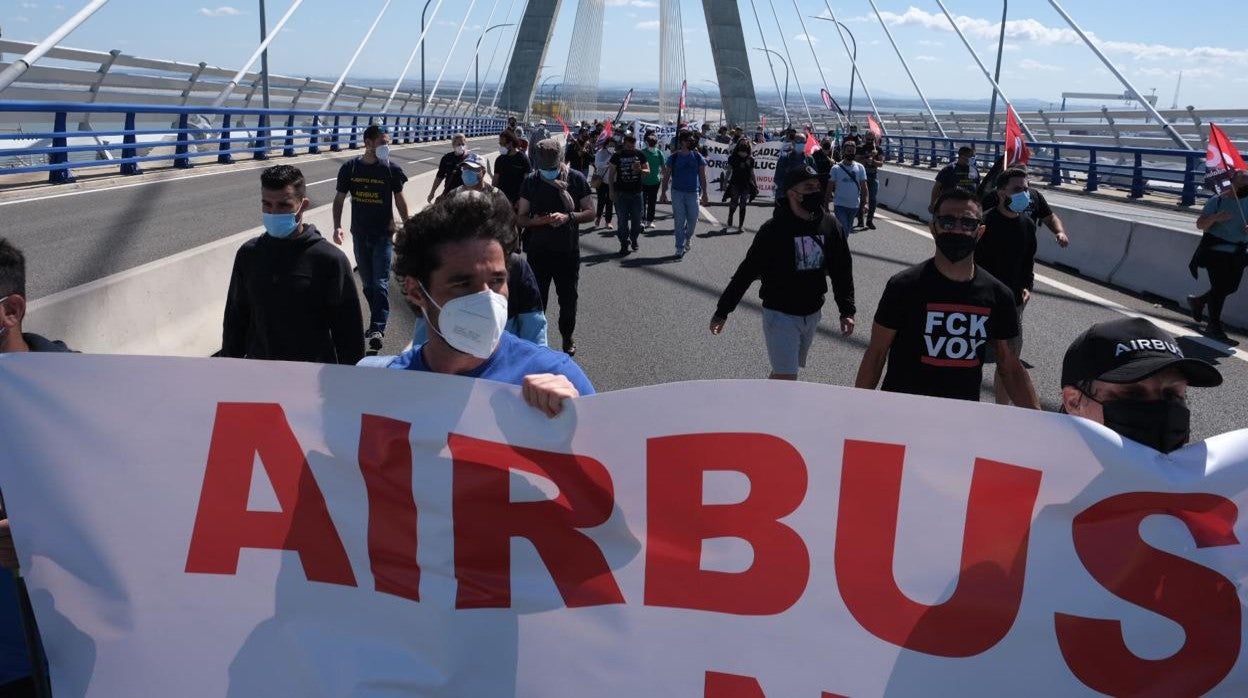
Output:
[865, 0, 947, 138]
[468, 0, 519, 116]
[791, 0, 844, 132]
[381, 0, 446, 113]
[744, 0, 790, 127]
[444, 0, 505, 115]
[820, 0, 887, 135]
[764, 0, 814, 128]
[424, 0, 481, 115]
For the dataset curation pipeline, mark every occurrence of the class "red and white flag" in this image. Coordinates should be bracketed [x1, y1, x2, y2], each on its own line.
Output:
[804, 132, 821, 156]
[1004, 105, 1030, 167]
[678, 80, 687, 113]
[1207, 123, 1246, 176]
[820, 88, 844, 116]
[596, 119, 614, 146]
[555, 114, 571, 136]
[867, 114, 884, 139]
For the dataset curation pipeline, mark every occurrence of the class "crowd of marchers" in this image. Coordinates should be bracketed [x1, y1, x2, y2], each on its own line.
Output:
[0, 115, 1242, 695]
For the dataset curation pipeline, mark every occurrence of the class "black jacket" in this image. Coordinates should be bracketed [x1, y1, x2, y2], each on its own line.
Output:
[716, 207, 856, 319]
[222, 224, 364, 364]
[22, 333, 74, 353]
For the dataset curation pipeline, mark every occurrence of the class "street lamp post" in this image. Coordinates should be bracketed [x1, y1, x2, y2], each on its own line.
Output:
[985, 1, 1007, 139]
[475, 23, 515, 114]
[754, 47, 788, 124]
[539, 73, 562, 111]
[420, 0, 435, 111]
[692, 87, 709, 122]
[809, 15, 856, 121]
[258, 0, 271, 110]
[702, 79, 723, 124]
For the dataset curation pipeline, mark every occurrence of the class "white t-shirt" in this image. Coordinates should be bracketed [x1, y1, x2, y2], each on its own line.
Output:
[830, 161, 868, 208]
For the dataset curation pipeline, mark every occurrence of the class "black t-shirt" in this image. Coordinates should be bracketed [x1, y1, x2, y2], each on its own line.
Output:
[727, 152, 755, 186]
[437, 151, 466, 193]
[494, 151, 531, 202]
[519, 169, 592, 251]
[336, 157, 408, 235]
[609, 149, 645, 193]
[860, 144, 883, 180]
[977, 208, 1038, 305]
[936, 161, 981, 192]
[875, 260, 1020, 402]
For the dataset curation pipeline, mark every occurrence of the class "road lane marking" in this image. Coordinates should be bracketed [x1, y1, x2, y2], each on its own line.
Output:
[873, 211, 1247, 364]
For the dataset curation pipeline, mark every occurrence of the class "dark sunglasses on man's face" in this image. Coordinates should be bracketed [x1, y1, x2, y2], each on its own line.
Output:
[935, 215, 983, 232]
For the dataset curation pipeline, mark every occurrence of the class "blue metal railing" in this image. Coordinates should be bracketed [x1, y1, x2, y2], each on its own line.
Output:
[0, 101, 508, 184]
[882, 134, 1208, 207]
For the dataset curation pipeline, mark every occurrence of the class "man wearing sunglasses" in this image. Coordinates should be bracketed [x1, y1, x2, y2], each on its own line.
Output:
[855, 188, 1040, 407]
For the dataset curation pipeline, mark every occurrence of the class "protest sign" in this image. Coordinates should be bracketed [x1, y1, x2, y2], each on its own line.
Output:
[703, 140, 789, 200]
[1, 355, 1246, 697]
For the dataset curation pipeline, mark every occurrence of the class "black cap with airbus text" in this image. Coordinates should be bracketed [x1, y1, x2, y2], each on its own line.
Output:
[1061, 317, 1222, 388]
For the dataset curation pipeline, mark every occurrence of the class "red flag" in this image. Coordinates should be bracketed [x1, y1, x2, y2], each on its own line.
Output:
[678, 80, 687, 112]
[804, 132, 821, 156]
[760, 114, 767, 128]
[596, 119, 614, 146]
[1004, 105, 1030, 167]
[1207, 123, 1247, 176]
[867, 114, 884, 139]
[555, 114, 571, 136]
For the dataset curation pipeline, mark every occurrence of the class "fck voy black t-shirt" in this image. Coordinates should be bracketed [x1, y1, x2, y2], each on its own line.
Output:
[875, 259, 1019, 402]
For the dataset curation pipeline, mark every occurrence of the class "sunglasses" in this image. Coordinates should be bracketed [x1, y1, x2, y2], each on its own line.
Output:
[935, 215, 983, 232]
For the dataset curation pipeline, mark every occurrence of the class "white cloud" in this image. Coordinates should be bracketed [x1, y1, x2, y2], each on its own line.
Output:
[915, 55, 937, 62]
[918, 39, 942, 47]
[20, 2, 37, 8]
[197, 6, 243, 17]
[1019, 59, 1061, 73]
[13, 15, 29, 22]
[866, 6, 1247, 66]
[635, 20, 659, 30]
[794, 33, 819, 44]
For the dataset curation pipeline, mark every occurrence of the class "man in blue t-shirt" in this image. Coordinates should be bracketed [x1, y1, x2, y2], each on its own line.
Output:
[658, 131, 709, 258]
[359, 190, 593, 417]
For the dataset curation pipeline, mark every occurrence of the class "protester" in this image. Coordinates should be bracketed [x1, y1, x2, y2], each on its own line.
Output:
[753, 126, 766, 144]
[517, 139, 595, 356]
[360, 191, 590, 417]
[223, 165, 364, 364]
[507, 116, 523, 140]
[715, 126, 733, 144]
[0, 237, 72, 697]
[857, 131, 885, 229]
[711, 166, 855, 380]
[828, 141, 868, 239]
[1188, 169, 1248, 338]
[855, 188, 1040, 407]
[607, 133, 648, 255]
[841, 124, 862, 149]
[492, 129, 531, 206]
[332, 124, 408, 352]
[930, 146, 980, 211]
[592, 138, 615, 230]
[531, 119, 550, 143]
[976, 168, 1039, 405]
[811, 138, 834, 204]
[725, 138, 757, 233]
[659, 131, 710, 258]
[566, 132, 594, 179]
[980, 165, 1070, 247]
[427, 133, 468, 203]
[773, 130, 813, 202]
[640, 133, 665, 228]
[1060, 317, 1221, 453]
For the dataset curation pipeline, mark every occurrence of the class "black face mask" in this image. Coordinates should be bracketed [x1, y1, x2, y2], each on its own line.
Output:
[1097, 396, 1191, 454]
[934, 232, 977, 262]
[798, 191, 824, 214]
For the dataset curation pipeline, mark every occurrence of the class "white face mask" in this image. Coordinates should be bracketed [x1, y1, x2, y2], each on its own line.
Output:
[499, 146, 509, 155]
[418, 283, 508, 359]
[374, 144, 391, 161]
[454, 144, 466, 155]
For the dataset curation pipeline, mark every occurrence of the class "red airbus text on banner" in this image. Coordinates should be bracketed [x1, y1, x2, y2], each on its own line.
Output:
[556, 115, 571, 136]
[867, 114, 884, 140]
[1004, 106, 1030, 167]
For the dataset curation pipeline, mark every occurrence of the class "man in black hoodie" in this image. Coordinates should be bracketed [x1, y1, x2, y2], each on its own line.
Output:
[0, 237, 72, 697]
[222, 165, 364, 364]
[711, 165, 856, 380]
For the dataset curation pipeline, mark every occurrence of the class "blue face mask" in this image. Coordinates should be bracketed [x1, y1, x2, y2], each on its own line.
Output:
[1008, 190, 1032, 213]
[540, 168, 560, 181]
[462, 169, 481, 186]
[262, 212, 299, 238]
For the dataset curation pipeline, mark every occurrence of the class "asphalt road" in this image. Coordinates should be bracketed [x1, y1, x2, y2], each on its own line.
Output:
[373, 196, 1247, 442]
[8, 142, 1246, 441]
[5, 138, 496, 300]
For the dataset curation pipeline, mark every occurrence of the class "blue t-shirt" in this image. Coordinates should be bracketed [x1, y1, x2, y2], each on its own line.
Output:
[358, 332, 595, 396]
[1200, 193, 1248, 252]
[830, 161, 868, 208]
[666, 151, 707, 193]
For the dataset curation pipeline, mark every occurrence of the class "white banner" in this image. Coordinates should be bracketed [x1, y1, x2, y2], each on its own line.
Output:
[2, 355, 1247, 697]
[703, 140, 790, 200]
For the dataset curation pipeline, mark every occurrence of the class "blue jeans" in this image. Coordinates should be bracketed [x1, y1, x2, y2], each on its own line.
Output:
[353, 232, 393, 333]
[834, 205, 856, 241]
[615, 191, 644, 245]
[671, 190, 700, 252]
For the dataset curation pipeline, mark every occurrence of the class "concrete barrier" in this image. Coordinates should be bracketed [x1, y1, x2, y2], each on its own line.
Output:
[875, 170, 910, 213]
[26, 144, 496, 356]
[1034, 205, 1133, 282]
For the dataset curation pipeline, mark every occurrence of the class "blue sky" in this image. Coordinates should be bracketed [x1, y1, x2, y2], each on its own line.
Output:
[5, 0, 1247, 108]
